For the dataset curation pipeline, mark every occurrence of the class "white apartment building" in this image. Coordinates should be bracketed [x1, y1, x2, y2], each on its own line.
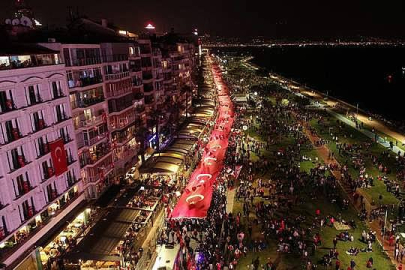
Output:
[0, 45, 84, 268]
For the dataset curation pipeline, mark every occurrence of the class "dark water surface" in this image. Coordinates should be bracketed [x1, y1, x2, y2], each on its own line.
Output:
[218, 47, 405, 121]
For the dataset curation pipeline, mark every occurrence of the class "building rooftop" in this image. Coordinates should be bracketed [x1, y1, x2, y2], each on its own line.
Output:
[0, 43, 58, 56]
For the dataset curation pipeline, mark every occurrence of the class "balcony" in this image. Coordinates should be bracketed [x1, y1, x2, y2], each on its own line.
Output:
[0, 190, 81, 262]
[84, 132, 108, 147]
[0, 54, 61, 71]
[102, 54, 128, 63]
[106, 86, 132, 99]
[32, 119, 47, 133]
[75, 115, 104, 129]
[2, 127, 23, 145]
[42, 167, 55, 182]
[47, 189, 59, 202]
[68, 76, 103, 89]
[73, 97, 105, 109]
[81, 146, 111, 167]
[66, 154, 76, 166]
[37, 143, 50, 158]
[115, 145, 139, 161]
[110, 114, 136, 131]
[9, 155, 28, 173]
[14, 182, 35, 200]
[61, 133, 73, 144]
[56, 112, 69, 124]
[132, 78, 143, 87]
[65, 57, 102, 67]
[105, 71, 130, 81]
[67, 175, 79, 188]
[85, 163, 113, 183]
[112, 132, 133, 145]
[22, 206, 36, 222]
[27, 94, 43, 107]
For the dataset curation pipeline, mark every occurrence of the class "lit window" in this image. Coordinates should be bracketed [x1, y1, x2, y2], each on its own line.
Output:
[0, 56, 10, 68]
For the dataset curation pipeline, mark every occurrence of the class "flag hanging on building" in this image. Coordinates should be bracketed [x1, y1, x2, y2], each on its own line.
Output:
[50, 138, 68, 176]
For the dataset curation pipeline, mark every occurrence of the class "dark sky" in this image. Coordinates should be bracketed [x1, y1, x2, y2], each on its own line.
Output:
[1, 0, 405, 39]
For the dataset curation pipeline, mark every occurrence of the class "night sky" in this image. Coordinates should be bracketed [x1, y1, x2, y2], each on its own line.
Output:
[1, 0, 405, 39]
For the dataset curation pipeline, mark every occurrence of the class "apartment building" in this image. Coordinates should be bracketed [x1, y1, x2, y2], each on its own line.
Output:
[0, 17, 196, 268]
[102, 42, 145, 179]
[158, 32, 197, 131]
[0, 44, 84, 267]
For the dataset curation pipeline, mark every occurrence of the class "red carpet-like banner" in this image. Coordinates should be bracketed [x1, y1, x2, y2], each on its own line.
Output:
[170, 62, 234, 219]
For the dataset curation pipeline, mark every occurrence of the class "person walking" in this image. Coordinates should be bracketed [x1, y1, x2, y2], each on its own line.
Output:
[350, 259, 356, 269]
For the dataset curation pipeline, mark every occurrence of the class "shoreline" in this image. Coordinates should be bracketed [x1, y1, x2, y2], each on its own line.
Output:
[246, 57, 405, 147]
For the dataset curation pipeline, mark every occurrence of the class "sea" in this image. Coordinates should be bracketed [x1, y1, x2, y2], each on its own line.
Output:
[214, 46, 405, 122]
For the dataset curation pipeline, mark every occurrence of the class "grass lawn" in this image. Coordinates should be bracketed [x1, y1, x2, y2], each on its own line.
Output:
[222, 57, 395, 270]
[308, 115, 400, 207]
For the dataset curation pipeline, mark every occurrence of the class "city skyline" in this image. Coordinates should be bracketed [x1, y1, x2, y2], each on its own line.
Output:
[1, 0, 405, 38]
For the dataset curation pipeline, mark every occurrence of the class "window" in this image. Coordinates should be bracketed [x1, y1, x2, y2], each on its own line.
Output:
[13, 173, 31, 198]
[7, 146, 26, 172]
[0, 56, 10, 68]
[51, 81, 63, 98]
[1, 118, 20, 143]
[31, 110, 45, 132]
[25, 84, 42, 106]
[41, 159, 54, 180]
[0, 89, 15, 113]
[55, 104, 67, 122]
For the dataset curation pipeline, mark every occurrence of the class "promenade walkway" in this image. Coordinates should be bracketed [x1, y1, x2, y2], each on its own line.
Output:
[274, 74, 405, 156]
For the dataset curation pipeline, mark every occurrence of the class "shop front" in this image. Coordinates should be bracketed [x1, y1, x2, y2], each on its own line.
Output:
[38, 208, 93, 270]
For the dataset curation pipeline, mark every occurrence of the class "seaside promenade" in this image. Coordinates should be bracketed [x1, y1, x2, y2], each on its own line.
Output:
[270, 73, 405, 157]
[268, 72, 405, 267]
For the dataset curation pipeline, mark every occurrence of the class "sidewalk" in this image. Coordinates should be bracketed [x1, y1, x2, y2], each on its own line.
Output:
[327, 108, 404, 156]
[226, 188, 236, 213]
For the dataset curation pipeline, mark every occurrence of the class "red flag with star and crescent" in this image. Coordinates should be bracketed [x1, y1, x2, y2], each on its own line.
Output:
[50, 138, 68, 176]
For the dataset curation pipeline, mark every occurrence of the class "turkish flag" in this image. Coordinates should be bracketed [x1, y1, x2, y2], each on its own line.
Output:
[50, 138, 68, 176]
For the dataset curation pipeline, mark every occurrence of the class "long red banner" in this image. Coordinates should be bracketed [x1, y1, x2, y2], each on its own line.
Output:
[171, 61, 234, 219]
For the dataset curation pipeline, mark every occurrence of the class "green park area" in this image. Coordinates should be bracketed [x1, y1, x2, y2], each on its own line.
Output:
[220, 56, 397, 269]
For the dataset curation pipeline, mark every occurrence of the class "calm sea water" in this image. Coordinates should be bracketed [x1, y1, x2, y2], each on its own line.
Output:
[217, 47, 405, 121]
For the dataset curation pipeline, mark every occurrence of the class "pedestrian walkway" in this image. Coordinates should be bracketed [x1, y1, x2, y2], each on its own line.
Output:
[226, 188, 236, 213]
[327, 109, 404, 156]
[285, 83, 405, 157]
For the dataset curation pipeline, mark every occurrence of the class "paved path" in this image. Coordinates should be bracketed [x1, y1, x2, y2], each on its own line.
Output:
[327, 108, 405, 156]
[226, 188, 236, 213]
[279, 79, 405, 156]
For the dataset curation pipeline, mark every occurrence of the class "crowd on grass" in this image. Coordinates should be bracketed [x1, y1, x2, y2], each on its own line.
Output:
[158, 57, 405, 270]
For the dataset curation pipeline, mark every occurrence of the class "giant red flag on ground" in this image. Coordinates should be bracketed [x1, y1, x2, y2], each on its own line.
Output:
[170, 61, 234, 219]
[50, 138, 68, 176]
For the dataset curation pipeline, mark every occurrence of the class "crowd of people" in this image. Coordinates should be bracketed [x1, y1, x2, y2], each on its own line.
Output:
[157, 55, 405, 270]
